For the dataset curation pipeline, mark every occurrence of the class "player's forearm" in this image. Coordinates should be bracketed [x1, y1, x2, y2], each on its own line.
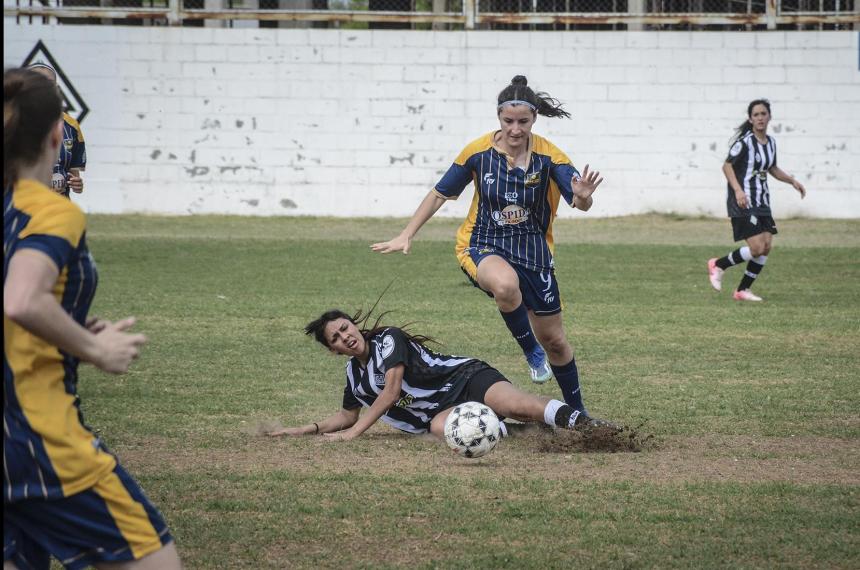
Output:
[318, 409, 359, 434]
[769, 166, 794, 185]
[401, 191, 446, 239]
[4, 287, 99, 363]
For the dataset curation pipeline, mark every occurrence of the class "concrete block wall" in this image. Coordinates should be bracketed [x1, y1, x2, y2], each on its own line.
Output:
[3, 24, 859, 218]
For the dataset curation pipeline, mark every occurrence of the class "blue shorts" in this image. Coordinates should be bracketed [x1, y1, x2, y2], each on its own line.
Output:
[461, 247, 562, 316]
[4, 464, 172, 570]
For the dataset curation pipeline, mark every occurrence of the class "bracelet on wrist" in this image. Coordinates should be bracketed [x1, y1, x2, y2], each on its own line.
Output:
[312, 422, 320, 434]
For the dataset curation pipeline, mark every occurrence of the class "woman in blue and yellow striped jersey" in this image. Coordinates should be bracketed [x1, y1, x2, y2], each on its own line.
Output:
[3, 68, 182, 570]
[373, 75, 603, 418]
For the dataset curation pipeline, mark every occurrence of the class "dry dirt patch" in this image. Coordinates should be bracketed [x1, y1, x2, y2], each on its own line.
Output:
[119, 423, 858, 486]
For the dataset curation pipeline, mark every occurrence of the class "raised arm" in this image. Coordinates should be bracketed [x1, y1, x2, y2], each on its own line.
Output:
[4, 249, 147, 374]
[323, 364, 405, 441]
[769, 165, 806, 198]
[371, 191, 446, 254]
[722, 162, 748, 209]
[267, 407, 360, 437]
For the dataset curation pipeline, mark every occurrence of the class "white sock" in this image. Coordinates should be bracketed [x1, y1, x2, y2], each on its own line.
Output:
[543, 399, 565, 426]
[739, 246, 752, 261]
[753, 254, 768, 265]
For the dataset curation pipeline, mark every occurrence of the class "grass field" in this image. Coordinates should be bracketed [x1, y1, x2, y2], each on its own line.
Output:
[76, 215, 858, 569]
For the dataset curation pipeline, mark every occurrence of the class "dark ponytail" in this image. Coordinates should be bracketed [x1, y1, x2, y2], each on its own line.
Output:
[4, 67, 62, 189]
[731, 98, 771, 144]
[497, 75, 571, 119]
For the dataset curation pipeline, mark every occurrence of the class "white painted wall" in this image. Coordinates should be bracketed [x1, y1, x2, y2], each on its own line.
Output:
[3, 24, 859, 218]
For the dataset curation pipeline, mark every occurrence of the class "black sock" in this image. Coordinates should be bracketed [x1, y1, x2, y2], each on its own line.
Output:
[716, 248, 749, 270]
[554, 404, 586, 428]
[737, 260, 764, 291]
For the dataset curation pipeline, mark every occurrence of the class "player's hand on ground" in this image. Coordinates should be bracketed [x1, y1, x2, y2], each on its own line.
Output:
[91, 317, 148, 374]
[793, 179, 806, 198]
[571, 164, 603, 200]
[734, 189, 749, 209]
[322, 430, 358, 442]
[371, 233, 412, 255]
[67, 173, 84, 194]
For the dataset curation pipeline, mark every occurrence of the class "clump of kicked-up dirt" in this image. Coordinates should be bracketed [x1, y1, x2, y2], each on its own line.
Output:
[504, 420, 655, 453]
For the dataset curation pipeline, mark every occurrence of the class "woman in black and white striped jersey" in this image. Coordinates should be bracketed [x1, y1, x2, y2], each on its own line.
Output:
[266, 309, 617, 440]
[707, 99, 807, 302]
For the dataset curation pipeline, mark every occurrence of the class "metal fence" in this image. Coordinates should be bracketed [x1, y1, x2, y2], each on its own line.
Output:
[5, 0, 857, 28]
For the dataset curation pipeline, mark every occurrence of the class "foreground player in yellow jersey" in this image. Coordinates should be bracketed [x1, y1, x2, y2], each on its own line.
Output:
[3, 68, 182, 570]
[373, 75, 603, 416]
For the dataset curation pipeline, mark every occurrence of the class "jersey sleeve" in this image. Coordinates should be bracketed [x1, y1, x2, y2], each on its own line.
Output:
[18, 199, 86, 271]
[770, 137, 777, 168]
[726, 139, 748, 166]
[379, 328, 411, 370]
[434, 145, 477, 200]
[547, 143, 581, 207]
[342, 381, 361, 410]
[70, 137, 86, 170]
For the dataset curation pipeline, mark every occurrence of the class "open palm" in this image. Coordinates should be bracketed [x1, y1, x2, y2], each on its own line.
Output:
[571, 164, 604, 200]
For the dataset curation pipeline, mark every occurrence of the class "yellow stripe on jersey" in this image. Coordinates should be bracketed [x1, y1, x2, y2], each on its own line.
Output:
[452, 133, 494, 166]
[532, 134, 574, 257]
[6, 179, 115, 497]
[93, 471, 165, 560]
[455, 180, 481, 278]
[15, 179, 86, 247]
[63, 112, 86, 143]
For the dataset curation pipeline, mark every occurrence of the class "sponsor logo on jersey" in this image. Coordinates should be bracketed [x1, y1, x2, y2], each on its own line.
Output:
[492, 204, 530, 226]
[483, 172, 495, 186]
[525, 171, 541, 187]
[374, 373, 385, 385]
[504, 191, 518, 202]
[380, 335, 395, 358]
[395, 394, 415, 408]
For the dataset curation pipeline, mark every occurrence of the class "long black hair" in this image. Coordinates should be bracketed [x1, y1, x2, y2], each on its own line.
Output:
[497, 75, 571, 119]
[304, 285, 436, 351]
[731, 98, 771, 144]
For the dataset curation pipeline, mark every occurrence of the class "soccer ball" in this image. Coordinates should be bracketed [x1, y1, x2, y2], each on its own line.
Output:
[443, 401, 501, 458]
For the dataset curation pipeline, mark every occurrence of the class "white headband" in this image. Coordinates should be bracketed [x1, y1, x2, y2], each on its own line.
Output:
[498, 99, 536, 111]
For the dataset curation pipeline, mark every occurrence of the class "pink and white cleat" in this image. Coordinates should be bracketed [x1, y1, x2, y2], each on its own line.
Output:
[733, 289, 763, 302]
[707, 258, 724, 291]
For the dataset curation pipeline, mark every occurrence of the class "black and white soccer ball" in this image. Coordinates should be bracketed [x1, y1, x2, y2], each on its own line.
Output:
[443, 401, 501, 458]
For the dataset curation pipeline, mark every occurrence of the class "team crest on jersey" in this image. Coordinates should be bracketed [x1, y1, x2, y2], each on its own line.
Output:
[63, 138, 74, 152]
[374, 373, 385, 385]
[492, 205, 530, 226]
[755, 153, 762, 162]
[483, 172, 495, 186]
[525, 171, 541, 187]
[380, 335, 395, 358]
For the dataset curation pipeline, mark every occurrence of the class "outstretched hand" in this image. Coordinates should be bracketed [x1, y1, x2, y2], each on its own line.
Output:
[571, 164, 604, 201]
[371, 234, 412, 255]
[90, 317, 148, 374]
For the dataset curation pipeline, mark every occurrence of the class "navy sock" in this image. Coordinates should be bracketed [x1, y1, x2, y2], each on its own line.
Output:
[499, 303, 539, 357]
[551, 357, 585, 412]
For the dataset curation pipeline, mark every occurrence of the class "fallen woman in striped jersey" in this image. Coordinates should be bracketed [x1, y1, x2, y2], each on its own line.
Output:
[267, 309, 616, 441]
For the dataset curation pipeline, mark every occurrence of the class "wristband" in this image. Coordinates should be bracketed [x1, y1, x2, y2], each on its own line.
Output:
[313, 422, 319, 434]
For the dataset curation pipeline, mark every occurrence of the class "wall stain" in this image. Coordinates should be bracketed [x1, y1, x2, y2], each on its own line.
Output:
[241, 199, 259, 207]
[168, 153, 177, 160]
[189, 150, 197, 163]
[150, 150, 161, 160]
[202, 118, 222, 130]
[220, 166, 241, 174]
[236, 119, 244, 128]
[280, 199, 298, 209]
[709, 142, 717, 151]
[137, 113, 145, 119]
[390, 153, 415, 165]
[185, 166, 209, 177]
[407, 104, 425, 114]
